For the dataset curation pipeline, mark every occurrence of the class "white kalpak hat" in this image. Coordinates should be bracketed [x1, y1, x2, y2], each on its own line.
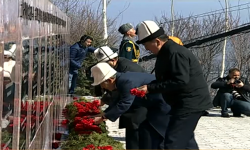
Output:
[136, 20, 165, 44]
[91, 62, 117, 86]
[94, 46, 118, 62]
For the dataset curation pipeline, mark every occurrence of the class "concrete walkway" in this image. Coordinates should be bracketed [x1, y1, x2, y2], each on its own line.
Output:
[105, 108, 250, 149]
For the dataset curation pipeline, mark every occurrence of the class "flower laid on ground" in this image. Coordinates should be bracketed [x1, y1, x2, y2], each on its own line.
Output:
[62, 99, 104, 135]
[60, 97, 124, 150]
[83, 144, 113, 150]
[130, 88, 146, 98]
[74, 116, 102, 134]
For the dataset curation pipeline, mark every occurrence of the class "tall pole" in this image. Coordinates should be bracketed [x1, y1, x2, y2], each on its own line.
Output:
[220, 0, 229, 78]
[103, 0, 108, 44]
[171, 0, 174, 36]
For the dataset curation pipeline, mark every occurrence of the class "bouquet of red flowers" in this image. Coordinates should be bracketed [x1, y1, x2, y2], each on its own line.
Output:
[74, 116, 101, 134]
[60, 98, 125, 150]
[130, 88, 146, 98]
[73, 100, 100, 117]
[61, 99, 103, 135]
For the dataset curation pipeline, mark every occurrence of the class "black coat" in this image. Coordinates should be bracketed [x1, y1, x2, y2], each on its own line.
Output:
[147, 40, 212, 115]
[211, 76, 250, 106]
[104, 72, 171, 137]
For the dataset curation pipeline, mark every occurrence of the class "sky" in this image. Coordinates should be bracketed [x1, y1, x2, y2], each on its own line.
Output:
[84, 0, 250, 57]
[104, 0, 250, 27]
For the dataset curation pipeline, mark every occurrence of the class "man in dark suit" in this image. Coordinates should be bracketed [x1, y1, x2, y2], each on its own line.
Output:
[91, 46, 147, 149]
[135, 20, 212, 149]
[91, 62, 171, 149]
[92, 46, 146, 102]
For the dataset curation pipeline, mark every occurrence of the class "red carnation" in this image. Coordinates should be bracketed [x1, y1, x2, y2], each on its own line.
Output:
[130, 88, 146, 98]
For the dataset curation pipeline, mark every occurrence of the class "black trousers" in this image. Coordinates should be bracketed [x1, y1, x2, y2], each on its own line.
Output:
[125, 128, 139, 149]
[164, 111, 203, 149]
[138, 121, 164, 150]
[126, 121, 164, 150]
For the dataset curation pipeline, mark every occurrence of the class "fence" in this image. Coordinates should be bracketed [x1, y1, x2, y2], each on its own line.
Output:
[0, 0, 70, 149]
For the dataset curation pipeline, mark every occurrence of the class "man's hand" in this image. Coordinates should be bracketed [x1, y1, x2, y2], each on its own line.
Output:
[100, 100, 105, 106]
[236, 81, 244, 88]
[90, 113, 103, 117]
[137, 85, 148, 94]
[97, 99, 105, 106]
[94, 116, 104, 124]
[94, 115, 107, 124]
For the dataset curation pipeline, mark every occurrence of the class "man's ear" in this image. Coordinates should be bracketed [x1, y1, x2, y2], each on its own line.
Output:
[156, 38, 161, 46]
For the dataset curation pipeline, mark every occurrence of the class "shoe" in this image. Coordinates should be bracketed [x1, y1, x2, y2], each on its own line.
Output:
[233, 113, 242, 117]
[221, 112, 230, 117]
[202, 111, 209, 116]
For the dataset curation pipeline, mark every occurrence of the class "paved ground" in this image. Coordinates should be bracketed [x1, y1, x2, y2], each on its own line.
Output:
[105, 108, 250, 149]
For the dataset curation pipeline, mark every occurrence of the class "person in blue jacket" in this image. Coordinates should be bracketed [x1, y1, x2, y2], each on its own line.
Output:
[91, 62, 171, 149]
[69, 35, 96, 94]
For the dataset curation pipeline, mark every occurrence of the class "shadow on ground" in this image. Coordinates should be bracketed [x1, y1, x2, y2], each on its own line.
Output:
[112, 137, 125, 141]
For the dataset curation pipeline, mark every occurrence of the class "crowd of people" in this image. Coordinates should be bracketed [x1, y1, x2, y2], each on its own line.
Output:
[68, 20, 250, 149]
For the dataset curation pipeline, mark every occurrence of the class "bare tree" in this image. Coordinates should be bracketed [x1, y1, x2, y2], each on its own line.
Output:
[228, 32, 250, 77]
[50, 0, 121, 47]
[152, 14, 227, 83]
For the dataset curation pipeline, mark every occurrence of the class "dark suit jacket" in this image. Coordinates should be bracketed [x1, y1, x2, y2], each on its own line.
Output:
[104, 72, 171, 137]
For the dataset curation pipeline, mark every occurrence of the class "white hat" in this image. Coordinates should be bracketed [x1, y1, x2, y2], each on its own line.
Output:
[136, 20, 165, 44]
[91, 62, 117, 86]
[94, 46, 118, 62]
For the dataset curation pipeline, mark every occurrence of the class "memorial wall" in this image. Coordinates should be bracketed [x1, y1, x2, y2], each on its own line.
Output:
[0, 0, 70, 149]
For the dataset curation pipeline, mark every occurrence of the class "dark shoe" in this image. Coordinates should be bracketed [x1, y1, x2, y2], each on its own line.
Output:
[202, 111, 209, 116]
[233, 113, 242, 117]
[221, 112, 230, 117]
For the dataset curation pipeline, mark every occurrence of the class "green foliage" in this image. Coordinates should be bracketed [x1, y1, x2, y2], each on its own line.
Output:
[61, 97, 124, 150]
[65, 97, 108, 133]
[75, 53, 97, 96]
[2, 130, 11, 144]
[74, 32, 118, 96]
[61, 132, 124, 150]
[65, 97, 89, 121]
